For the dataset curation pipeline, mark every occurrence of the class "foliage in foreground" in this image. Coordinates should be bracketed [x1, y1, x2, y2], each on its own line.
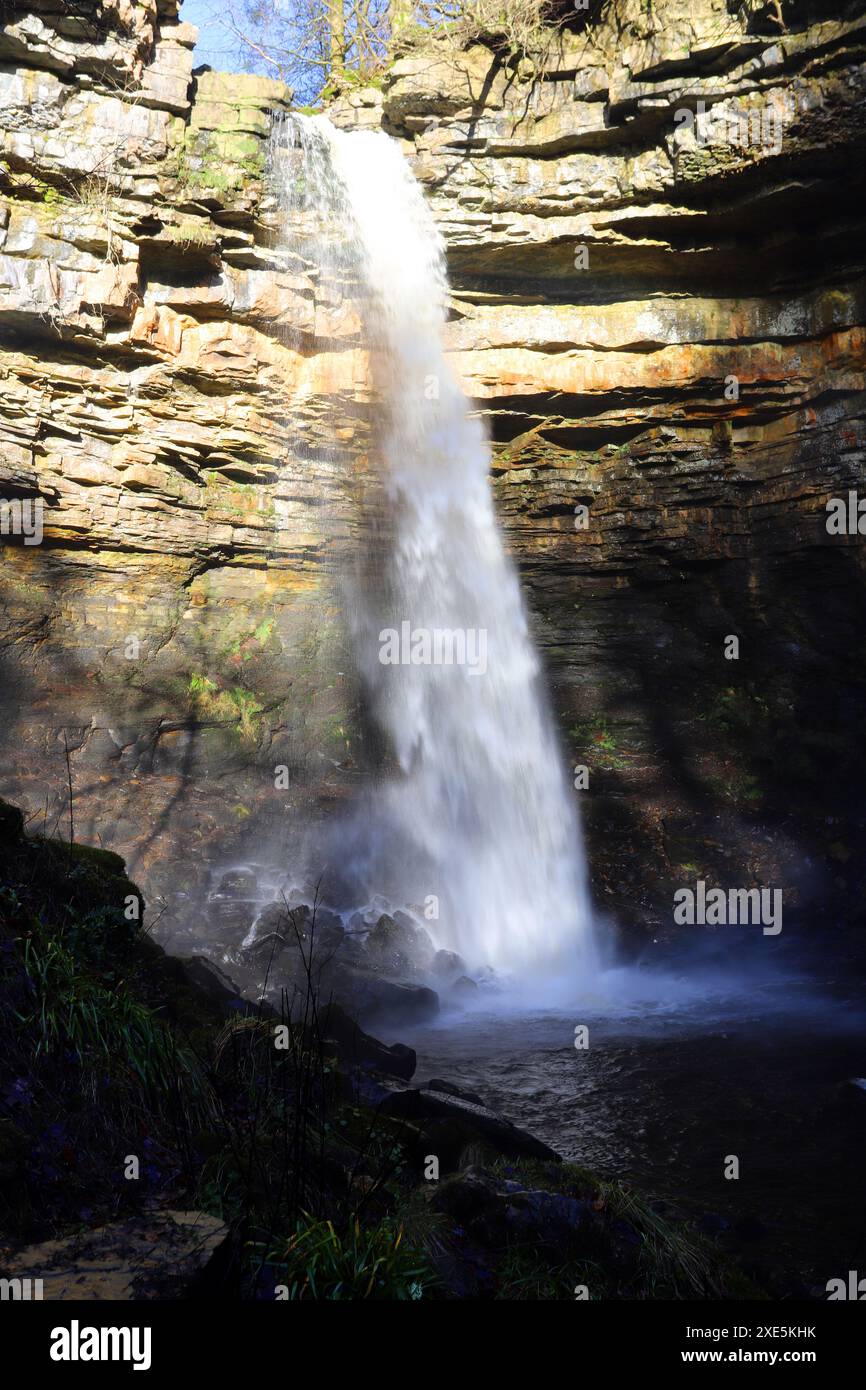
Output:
[262, 1214, 430, 1298]
[0, 796, 759, 1299]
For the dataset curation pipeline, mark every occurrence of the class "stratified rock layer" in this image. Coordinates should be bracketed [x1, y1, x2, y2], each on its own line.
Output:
[1, 0, 865, 947]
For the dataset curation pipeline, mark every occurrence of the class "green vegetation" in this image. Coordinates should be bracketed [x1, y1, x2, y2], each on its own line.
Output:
[187, 674, 266, 745]
[0, 814, 210, 1237]
[0, 796, 763, 1299]
[423, 1155, 762, 1301]
[163, 220, 216, 250]
[708, 770, 764, 805]
[168, 128, 266, 201]
[183, 615, 283, 746]
[569, 717, 634, 771]
[263, 1215, 432, 1299]
[1, 171, 68, 208]
[0, 796, 438, 1294]
[702, 685, 772, 738]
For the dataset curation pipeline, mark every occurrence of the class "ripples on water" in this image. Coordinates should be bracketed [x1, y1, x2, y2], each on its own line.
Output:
[401, 959, 866, 1287]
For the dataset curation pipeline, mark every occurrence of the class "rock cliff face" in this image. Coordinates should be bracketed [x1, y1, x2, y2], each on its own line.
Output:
[1, 0, 865, 951]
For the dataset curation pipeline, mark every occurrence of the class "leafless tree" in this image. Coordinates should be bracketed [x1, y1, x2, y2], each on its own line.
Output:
[223, 0, 394, 101]
[222, 0, 584, 102]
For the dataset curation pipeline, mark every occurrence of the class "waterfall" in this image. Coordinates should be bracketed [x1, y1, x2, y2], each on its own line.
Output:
[270, 114, 596, 981]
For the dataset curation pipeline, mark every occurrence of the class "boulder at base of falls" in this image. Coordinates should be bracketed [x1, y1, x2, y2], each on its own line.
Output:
[178, 954, 247, 1011]
[319, 1001, 417, 1081]
[431, 949, 466, 980]
[379, 1087, 558, 1168]
[450, 975, 478, 997]
[244, 902, 346, 963]
[426, 1077, 486, 1106]
[366, 911, 436, 977]
[336, 968, 439, 1027]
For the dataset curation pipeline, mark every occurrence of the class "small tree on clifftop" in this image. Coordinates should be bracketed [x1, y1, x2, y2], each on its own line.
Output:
[225, 0, 393, 101]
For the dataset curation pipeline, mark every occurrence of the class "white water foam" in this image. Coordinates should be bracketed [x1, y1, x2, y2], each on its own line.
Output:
[270, 114, 596, 982]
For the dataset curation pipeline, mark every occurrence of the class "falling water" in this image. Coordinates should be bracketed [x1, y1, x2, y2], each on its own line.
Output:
[270, 115, 596, 981]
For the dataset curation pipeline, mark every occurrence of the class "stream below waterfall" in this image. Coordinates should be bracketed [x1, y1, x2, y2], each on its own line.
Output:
[401, 966, 866, 1293]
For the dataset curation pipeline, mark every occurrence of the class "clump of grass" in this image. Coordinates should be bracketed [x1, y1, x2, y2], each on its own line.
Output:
[162, 219, 216, 251]
[472, 1159, 763, 1300]
[262, 1214, 433, 1299]
[17, 934, 201, 1103]
[569, 717, 633, 770]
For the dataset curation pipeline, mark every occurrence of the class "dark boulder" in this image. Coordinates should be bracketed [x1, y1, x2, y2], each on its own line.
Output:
[318, 1001, 417, 1081]
[244, 931, 290, 967]
[208, 898, 258, 941]
[431, 1166, 592, 1255]
[380, 1088, 558, 1163]
[338, 968, 440, 1027]
[367, 911, 435, 976]
[0, 797, 24, 842]
[426, 1077, 486, 1106]
[247, 901, 345, 956]
[252, 901, 290, 935]
[180, 954, 246, 1011]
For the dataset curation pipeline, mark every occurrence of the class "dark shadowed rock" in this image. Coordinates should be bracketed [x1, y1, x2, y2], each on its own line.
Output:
[253, 901, 291, 935]
[314, 907, 345, 936]
[208, 898, 258, 941]
[0, 797, 23, 842]
[246, 901, 345, 957]
[430, 1165, 592, 1255]
[318, 1001, 417, 1081]
[367, 911, 436, 976]
[180, 954, 245, 1010]
[380, 1087, 558, 1162]
[337, 968, 440, 1027]
[426, 1077, 486, 1106]
[244, 931, 289, 967]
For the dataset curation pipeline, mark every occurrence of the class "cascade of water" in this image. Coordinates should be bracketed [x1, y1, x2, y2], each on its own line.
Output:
[270, 113, 596, 980]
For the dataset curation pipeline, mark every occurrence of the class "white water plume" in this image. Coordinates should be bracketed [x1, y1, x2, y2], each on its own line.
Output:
[270, 114, 597, 981]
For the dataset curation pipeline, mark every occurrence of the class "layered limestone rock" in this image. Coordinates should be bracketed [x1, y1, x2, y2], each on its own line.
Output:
[1, 0, 864, 949]
[0, 1, 356, 939]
